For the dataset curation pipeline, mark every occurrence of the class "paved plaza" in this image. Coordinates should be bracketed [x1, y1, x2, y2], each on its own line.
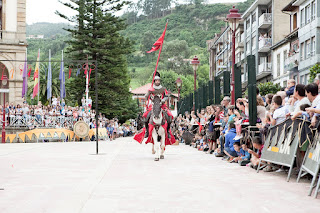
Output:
[1, 137, 320, 213]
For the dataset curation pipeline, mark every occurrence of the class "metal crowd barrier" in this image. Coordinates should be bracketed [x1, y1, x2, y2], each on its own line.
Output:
[8, 115, 90, 128]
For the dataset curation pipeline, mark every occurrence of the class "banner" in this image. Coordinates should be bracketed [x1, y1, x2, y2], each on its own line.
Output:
[18, 128, 74, 142]
[258, 119, 312, 182]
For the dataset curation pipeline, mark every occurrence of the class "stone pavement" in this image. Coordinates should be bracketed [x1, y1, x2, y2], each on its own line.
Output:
[0, 137, 320, 213]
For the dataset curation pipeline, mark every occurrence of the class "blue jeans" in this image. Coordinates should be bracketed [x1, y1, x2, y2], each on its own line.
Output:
[224, 147, 238, 157]
[219, 135, 225, 153]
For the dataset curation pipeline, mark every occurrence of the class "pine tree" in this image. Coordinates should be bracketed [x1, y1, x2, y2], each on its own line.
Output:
[57, 0, 139, 122]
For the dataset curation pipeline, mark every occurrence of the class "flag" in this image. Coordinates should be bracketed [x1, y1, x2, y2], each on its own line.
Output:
[47, 50, 52, 100]
[27, 66, 31, 77]
[32, 50, 40, 99]
[59, 52, 66, 99]
[146, 22, 168, 53]
[147, 22, 168, 87]
[22, 57, 28, 98]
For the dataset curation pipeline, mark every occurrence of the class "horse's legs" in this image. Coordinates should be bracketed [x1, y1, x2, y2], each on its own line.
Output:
[160, 127, 165, 159]
[152, 144, 155, 154]
[152, 129, 160, 161]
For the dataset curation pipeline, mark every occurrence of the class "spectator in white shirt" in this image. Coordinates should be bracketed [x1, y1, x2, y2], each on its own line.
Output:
[288, 84, 311, 113]
[270, 95, 287, 125]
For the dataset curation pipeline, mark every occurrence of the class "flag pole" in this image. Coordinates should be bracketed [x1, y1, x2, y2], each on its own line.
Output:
[49, 49, 51, 105]
[151, 20, 168, 87]
[38, 48, 40, 103]
[25, 48, 28, 98]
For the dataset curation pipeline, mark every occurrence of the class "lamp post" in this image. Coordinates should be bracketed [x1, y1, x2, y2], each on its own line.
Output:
[1, 74, 8, 143]
[175, 77, 182, 101]
[190, 56, 200, 111]
[226, 6, 241, 105]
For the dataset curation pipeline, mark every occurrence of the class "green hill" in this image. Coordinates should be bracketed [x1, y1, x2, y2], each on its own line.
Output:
[27, 22, 71, 38]
[122, 1, 254, 93]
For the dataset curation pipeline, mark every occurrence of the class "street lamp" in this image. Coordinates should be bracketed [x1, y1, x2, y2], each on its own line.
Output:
[1, 74, 9, 143]
[226, 6, 241, 105]
[175, 77, 182, 101]
[190, 56, 200, 111]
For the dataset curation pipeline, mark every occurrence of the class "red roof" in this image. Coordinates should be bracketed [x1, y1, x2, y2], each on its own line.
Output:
[131, 83, 152, 95]
[131, 83, 178, 99]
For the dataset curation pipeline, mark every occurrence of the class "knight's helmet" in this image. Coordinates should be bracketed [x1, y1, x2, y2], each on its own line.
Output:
[154, 71, 161, 82]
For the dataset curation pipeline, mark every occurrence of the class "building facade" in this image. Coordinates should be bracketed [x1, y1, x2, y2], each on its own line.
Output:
[0, 0, 27, 105]
[294, 0, 317, 85]
[241, 0, 291, 86]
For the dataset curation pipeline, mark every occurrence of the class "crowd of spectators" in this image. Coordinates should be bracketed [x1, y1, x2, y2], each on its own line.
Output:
[3, 96, 136, 141]
[174, 76, 320, 172]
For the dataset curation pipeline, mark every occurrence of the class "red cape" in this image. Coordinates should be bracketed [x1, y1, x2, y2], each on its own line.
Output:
[134, 122, 175, 146]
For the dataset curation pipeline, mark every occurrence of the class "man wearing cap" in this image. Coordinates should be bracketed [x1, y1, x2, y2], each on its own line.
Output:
[143, 72, 173, 138]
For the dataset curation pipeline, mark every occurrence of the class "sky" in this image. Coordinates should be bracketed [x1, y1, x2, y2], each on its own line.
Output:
[26, 0, 246, 25]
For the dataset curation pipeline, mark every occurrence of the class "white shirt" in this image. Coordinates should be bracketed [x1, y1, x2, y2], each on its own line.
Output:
[312, 95, 320, 107]
[273, 106, 288, 125]
[289, 97, 311, 113]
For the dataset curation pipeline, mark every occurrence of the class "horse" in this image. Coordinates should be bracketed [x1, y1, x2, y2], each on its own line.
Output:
[150, 95, 166, 161]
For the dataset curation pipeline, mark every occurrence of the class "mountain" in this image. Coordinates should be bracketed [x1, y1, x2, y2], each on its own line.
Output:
[26, 22, 71, 38]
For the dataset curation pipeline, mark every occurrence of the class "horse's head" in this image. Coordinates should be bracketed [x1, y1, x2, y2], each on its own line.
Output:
[152, 95, 162, 122]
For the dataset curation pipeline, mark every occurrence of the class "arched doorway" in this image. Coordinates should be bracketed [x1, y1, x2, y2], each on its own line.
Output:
[0, 62, 9, 105]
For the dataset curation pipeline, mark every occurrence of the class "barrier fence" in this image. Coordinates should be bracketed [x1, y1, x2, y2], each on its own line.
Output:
[257, 119, 312, 182]
[8, 115, 90, 128]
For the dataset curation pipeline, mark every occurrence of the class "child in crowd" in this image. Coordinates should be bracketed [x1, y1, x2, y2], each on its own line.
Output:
[247, 136, 264, 169]
[223, 123, 239, 162]
[269, 95, 288, 125]
[231, 142, 251, 165]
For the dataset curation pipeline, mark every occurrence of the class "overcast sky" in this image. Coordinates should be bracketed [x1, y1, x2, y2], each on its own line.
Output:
[26, 0, 246, 24]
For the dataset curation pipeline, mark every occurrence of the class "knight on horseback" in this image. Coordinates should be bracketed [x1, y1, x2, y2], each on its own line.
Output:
[143, 72, 173, 139]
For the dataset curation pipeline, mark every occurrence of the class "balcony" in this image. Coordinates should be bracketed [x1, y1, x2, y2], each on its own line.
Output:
[258, 38, 272, 52]
[258, 63, 272, 79]
[258, 13, 272, 29]
[284, 53, 300, 72]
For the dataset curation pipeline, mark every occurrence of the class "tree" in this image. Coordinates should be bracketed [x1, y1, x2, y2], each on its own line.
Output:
[57, 0, 139, 121]
[257, 82, 282, 96]
[309, 64, 320, 83]
[160, 40, 192, 74]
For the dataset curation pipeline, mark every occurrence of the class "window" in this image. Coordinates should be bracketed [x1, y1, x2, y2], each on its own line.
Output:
[300, 42, 304, 60]
[246, 18, 250, 28]
[312, 1, 316, 20]
[283, 80, 287, 87]
[311, 37, 316, 56]
[293, 13, 298, 30]
[277, 54, 280, 77]
[252, 13, 256, 24]
[246, 41, 250, 54]
[300, 75, 305, 85]
[306, 5, 311, 24]
[252, 36, 256, 51]
[301, 8, 305, 27]
[283, 50, 288, 74]
[306, 39, 311, 58]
